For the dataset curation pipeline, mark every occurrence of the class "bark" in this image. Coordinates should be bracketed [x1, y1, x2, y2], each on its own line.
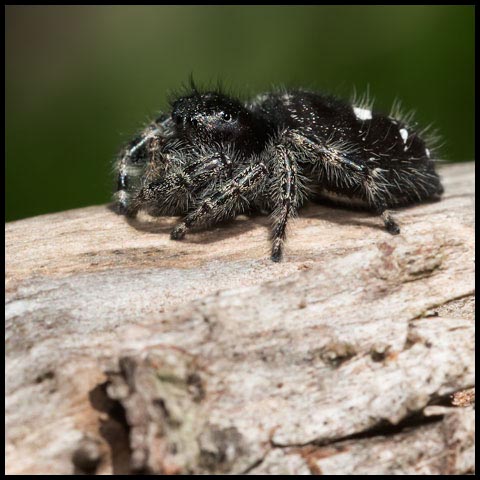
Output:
[5, 162, 475, 475]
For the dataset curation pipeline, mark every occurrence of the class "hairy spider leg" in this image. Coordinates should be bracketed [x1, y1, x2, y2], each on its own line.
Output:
[289, 131, 368, 175]
[170, 163, 268, 240]
[266, 141, 302, 262]
[365, 182, 401, 235]
[289, 131, 400, 235]
[133, 150, 233, 216]
[114, 117, 175, 216]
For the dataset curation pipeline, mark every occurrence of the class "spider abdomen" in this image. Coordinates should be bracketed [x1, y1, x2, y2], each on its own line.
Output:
[251, 90, 442, 210]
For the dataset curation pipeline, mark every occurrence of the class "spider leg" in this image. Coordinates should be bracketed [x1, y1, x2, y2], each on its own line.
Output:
[290, 130, 400, 234]
[170, 162, 268, 240]
[366, 188, 401, 235]
[114, 116, 176, 216]
[381, 210, 400, 234]
[266, 141, 302, 262]
[133, 150, 233, 216]
[289, 131, 367, 174]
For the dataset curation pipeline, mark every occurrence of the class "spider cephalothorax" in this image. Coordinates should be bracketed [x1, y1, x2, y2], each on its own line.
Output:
[114, 86, 443, 262]
[171, 91, 269, 153]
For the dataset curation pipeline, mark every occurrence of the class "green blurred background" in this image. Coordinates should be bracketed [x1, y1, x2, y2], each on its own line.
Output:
[6, 5, 474, 222]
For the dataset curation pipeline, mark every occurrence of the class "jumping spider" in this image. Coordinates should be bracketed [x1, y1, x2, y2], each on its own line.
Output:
[114, 85, 443, 262]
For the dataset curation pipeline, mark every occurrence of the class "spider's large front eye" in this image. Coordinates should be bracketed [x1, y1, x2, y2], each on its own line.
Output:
[222, 112, 232, 122]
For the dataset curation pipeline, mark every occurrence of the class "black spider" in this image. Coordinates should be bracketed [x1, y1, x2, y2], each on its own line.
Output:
[114, 84, 443, 262]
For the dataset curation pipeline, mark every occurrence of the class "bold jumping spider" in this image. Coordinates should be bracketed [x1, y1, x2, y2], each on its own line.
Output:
[114, 85, 443, 262]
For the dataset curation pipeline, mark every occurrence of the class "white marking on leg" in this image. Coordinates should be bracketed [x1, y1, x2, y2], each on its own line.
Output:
[114, 190, 129, 202]
[353, 107, 372, 121]
[425, 148, 431, 158]
[125, 165, 143, 175]
[128, 129, 160, 156]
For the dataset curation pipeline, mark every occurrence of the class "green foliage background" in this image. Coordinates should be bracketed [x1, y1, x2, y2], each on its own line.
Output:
[6, 5, 474, 222]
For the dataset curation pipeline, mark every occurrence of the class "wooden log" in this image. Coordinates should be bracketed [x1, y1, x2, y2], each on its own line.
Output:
[5, 162, 475, 475]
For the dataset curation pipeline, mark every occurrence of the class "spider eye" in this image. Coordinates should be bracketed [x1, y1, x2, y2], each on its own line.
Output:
[222, 112, 232, 121]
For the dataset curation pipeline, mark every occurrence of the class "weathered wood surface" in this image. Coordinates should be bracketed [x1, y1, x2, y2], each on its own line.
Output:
[5, 162, 475, 475]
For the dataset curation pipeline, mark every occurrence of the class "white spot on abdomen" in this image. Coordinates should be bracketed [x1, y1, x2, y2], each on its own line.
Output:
[353, 107, 372, 121]
[399, 128, 408, 143]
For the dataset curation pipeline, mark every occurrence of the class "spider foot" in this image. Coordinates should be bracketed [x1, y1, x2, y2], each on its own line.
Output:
[271, 240, 284, 262]
[113, 193, 138, 218]
[171, 224, 187, 240]
[381, 211, 400, 235]
[385, 221, 400, 235]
